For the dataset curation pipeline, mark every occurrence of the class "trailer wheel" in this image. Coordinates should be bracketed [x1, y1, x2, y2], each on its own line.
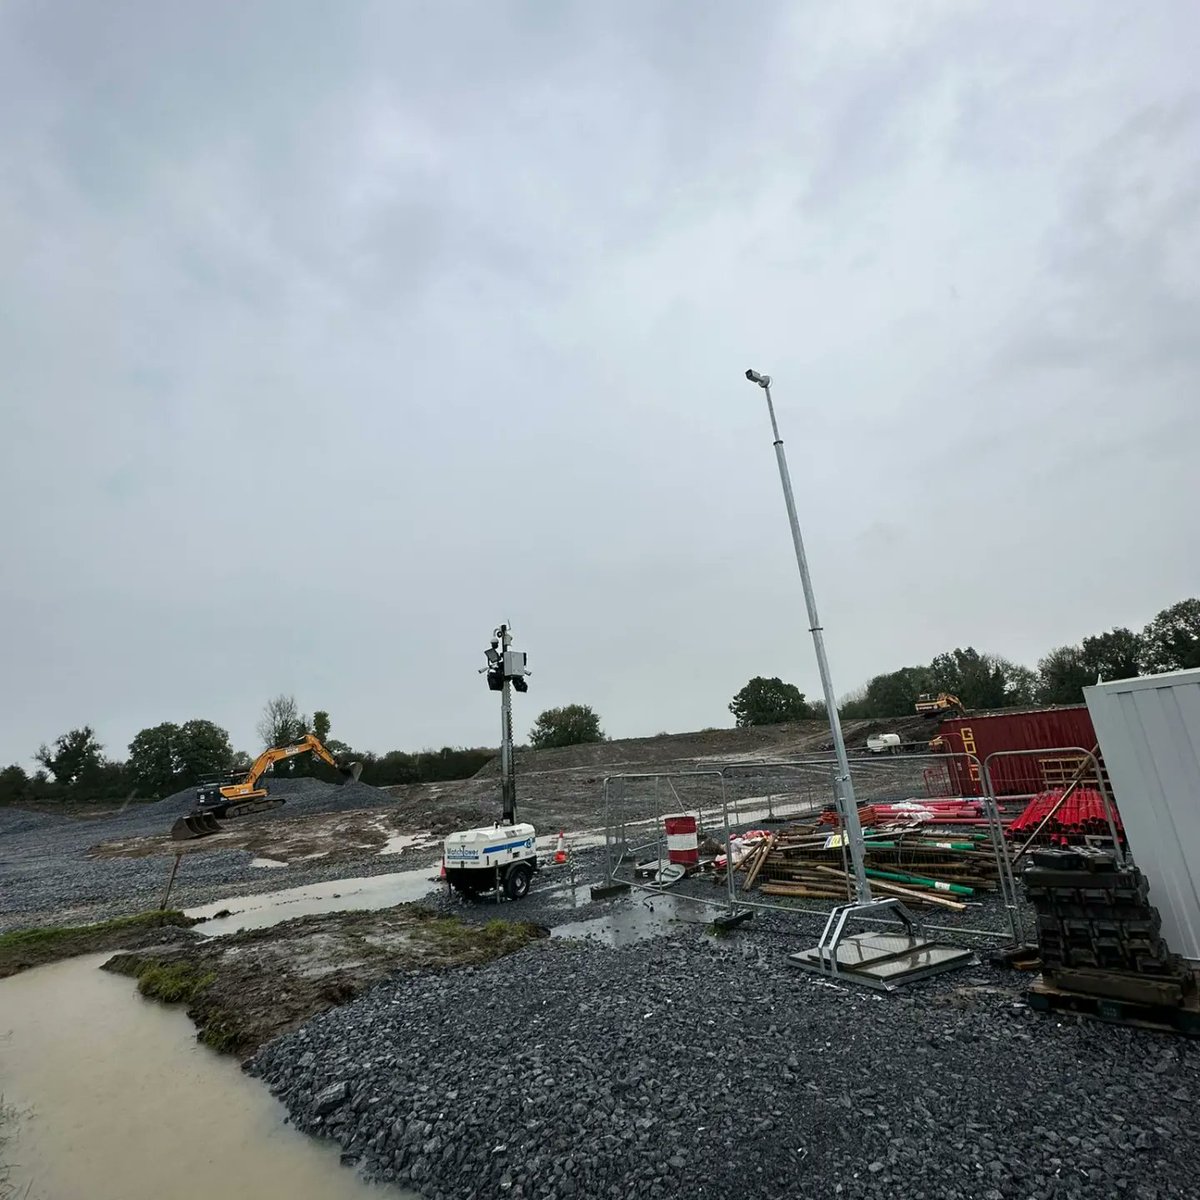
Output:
[504, 862, 533, 901]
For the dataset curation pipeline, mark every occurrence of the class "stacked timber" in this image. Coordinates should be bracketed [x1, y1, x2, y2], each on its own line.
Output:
[730, 822, 999, 910]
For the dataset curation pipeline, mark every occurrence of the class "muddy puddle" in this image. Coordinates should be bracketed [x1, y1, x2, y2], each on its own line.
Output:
[0, 953, 414, 1200]
[551, 893, 711, 946]
[188, 866, 440, 936]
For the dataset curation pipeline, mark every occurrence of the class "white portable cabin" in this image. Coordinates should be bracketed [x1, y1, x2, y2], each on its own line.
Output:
[1085, 668, 1200, 964]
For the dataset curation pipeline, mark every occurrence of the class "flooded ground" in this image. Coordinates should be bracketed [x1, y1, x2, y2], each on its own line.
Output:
[551, 893, 712, 946]
[0, 953, 415, 1200]
[187, 865, 440, 936]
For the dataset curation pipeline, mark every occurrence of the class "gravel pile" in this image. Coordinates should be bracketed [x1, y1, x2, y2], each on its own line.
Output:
[250, 929, 1200, 1200]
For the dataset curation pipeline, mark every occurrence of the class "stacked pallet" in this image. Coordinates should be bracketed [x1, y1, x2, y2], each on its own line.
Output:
[1025, 848, 1190, 1005]
[729, 822, 999, 910]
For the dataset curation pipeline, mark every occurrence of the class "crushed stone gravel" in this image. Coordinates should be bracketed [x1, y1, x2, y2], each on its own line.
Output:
[250, 924, 1200, 1200]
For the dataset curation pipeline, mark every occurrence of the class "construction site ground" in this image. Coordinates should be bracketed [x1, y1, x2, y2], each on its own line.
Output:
[7, 718, 1197, 1199]
[0, 718, 931, 933]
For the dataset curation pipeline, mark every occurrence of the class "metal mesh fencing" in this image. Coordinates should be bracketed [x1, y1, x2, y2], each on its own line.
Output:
[982, 746, 1125, 866]
[722, 755, 1022, 947]
[603, 771, 735, 912]
[603, 752, 1024, 948]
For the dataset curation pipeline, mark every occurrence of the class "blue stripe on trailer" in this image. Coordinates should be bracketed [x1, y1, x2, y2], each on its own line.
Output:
[484, 839, 534, 854]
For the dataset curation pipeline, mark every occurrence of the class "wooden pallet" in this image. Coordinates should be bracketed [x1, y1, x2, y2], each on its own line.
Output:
[1027, 975, 1200, 1036]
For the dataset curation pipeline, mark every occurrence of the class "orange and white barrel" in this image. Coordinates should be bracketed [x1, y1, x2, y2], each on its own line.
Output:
[663, 813, 699, 867]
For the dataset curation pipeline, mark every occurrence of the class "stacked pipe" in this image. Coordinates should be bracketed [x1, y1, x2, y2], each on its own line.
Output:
[1006, 788, 1123, 847]
[729, 822, 999, 910]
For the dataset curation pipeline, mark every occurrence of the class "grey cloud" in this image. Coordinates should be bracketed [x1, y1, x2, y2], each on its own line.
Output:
[1, 1, 1198, 768]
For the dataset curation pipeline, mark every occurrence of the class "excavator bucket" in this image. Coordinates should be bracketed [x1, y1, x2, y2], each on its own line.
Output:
[171, 812, 224, 841]
[340, 761, 364, 783]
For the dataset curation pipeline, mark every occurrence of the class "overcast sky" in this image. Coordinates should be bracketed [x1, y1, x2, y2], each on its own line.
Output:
[2, 2, 1198, 767]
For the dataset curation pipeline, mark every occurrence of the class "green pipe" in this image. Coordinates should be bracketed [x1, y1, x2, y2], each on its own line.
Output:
[865, 867, 975, 896]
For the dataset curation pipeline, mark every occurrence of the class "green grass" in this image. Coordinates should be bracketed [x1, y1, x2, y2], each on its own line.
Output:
[0, 910, 194, 979]
[132, 960, 216, 1004]
[410, 912, 542, 958]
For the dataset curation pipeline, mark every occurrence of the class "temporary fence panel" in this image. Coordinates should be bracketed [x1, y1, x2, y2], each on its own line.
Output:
[603, 771, 735, 913]
[721, 755, 1022, 948]
[981, 746, 1123, 868]
[602, 754, 1022, 949]
[1085, 670, 1200, 964]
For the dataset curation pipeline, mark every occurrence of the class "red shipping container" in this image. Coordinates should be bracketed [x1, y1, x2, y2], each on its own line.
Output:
[934, 706, 1102, 798]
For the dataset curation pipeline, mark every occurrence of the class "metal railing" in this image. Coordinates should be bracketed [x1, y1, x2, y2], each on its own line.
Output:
[603, 751, 1025, 948]
[981, 746, 1125, 867]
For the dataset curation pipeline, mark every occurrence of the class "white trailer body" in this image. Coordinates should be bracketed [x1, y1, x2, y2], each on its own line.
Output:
[443, 822, 538, 899]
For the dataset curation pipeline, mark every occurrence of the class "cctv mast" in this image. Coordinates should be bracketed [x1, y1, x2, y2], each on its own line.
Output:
[483, 623, 529, 824]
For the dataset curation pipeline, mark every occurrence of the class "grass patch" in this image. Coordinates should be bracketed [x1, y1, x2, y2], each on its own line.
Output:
[409, 912, 544, 961]
[133, 960, 216, 1004]
[0, 910, 195, 979]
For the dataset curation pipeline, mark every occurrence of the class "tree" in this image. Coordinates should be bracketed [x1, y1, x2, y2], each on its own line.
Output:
[1081, 628, 1142, 682]
[0, 764, 29, 805]
[127, 719, 234, 796]
[728, 677, 810, 727]
[1038, 645, 1090, 705]
[257, 695, 306, 749]
[1140, 599, 1200, 673]
[1038, 629, 1143, 705]
[231, 750, 253, 773]
[529, 704, 605, 749]
[860, 666, 934, 718]
[994, 656, 1039, 707]
[927, 647, 1034, 711]
[128, 723, 180, 796]
[36, 726, 104, 787]
[175, 719, 233, 783]
[312, 710, 331, 744]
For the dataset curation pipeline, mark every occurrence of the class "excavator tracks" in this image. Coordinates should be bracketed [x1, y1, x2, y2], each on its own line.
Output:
[170, 797, 285, 841]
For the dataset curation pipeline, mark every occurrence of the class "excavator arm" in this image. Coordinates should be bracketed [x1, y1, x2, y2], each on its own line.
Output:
[241, 734, 341, 792]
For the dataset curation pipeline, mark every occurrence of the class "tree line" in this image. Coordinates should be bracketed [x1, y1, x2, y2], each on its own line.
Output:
[4, 598, 1195, 802]
[730, 598, 1200, 725]
[0, 695, 494, 807]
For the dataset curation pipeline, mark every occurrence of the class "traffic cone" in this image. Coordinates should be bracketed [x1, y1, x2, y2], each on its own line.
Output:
[439, 856, 447, 880]
[554, 832, 568, 865]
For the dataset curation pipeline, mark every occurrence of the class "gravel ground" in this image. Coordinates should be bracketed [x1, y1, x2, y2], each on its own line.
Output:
[12, 789, 1197, 1200]
[249, 920, 1200, 1200]
[0, 780, 435, 933]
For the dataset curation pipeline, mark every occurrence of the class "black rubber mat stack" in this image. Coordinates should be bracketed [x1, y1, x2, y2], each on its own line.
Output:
[1024, 848, 1196, 1022]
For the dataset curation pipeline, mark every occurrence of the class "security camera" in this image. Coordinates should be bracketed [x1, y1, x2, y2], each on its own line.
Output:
[745, 368, 770, 387]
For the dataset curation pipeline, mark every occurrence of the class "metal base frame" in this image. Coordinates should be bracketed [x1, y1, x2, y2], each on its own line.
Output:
[786, 898, 977, 991]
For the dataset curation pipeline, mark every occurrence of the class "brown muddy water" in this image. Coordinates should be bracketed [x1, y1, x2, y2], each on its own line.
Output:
[0, 953, 415, 1200]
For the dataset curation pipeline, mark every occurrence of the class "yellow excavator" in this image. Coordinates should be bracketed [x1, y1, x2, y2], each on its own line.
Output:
[171, 733, 362, 840]
[915, 692, 965, 719]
